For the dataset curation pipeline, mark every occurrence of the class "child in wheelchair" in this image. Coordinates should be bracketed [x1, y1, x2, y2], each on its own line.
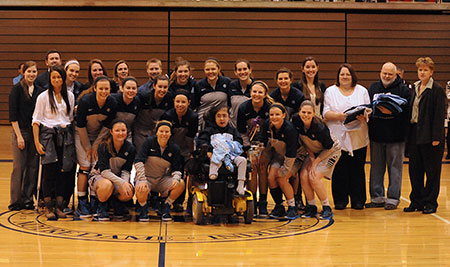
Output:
[197, 105, 247, 196]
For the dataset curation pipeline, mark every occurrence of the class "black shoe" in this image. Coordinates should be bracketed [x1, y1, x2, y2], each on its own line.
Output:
[351, 203, 364, 210]
[384, 204, 397, 210]
[96, 202, 110, 221]
[161, 202, 173, 221]
[334, 203, 347, 210]
[172, 203, 184, 212]
[8, 203, 22, 211]
[258, 201, 269, 218]
[136, 203, 149, 222]
[422, 207, 436, 214]
[365, 202, 385, 208]
[403, 205, 423, 212]
[301, 205, 318, 218]
[112, 199, 129, 219]
[269, 204, 286, 219]
[296, 199, 306, 211]
[23, 202, 35, 210]
[90, 196, 99, 216]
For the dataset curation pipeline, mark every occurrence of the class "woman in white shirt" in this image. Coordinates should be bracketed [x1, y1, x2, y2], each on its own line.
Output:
[323, 63, 370, 210]
[33, 65, 75, 220]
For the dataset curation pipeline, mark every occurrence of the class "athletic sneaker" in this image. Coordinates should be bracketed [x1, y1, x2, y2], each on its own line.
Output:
[96, 202, 110, 221]
[285, 206, 299, 220]
[258, 201, 269, 218]
[150, 195, 161, 215]
[112, 198, 129, 219]
[319, 205, 333, 220]
[269, 204, 286, 219]
[300, 205, 318, 218]
[90, 196, 99, 216]
[63, 207, 73, 215]
[76, 198, 91, 218]
[136, 203, 150, 222]
[172, 203, 184, 212]
[161, 202, 173, 221]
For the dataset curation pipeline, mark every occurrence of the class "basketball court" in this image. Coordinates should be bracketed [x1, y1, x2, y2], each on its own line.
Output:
[0, 126, 448, 266]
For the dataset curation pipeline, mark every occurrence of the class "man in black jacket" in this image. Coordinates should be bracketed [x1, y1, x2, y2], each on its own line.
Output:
[365, 62, 411, 210]
[35, 49, 62, 89]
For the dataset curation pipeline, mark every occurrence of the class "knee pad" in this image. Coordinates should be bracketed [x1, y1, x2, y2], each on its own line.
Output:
[77, 169, 90, 177]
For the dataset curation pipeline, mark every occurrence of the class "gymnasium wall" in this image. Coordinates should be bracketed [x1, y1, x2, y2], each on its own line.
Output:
[0, 8, 449, 124]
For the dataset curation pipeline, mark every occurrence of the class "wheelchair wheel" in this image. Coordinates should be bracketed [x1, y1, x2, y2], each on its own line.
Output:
[192, 194, 205, 225]
[244, 200, 254, 224]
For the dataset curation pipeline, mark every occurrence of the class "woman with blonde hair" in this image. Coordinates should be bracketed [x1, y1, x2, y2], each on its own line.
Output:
[404, 57, 446, 214]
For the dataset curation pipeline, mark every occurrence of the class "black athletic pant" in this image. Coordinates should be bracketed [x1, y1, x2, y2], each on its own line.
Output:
[42, 139, 73, 199]
[331, 146, 367, 208]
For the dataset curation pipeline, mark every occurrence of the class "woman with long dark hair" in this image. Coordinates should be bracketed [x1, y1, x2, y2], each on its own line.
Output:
[113, 60, 130, 92]
[78, 59, 114, 101]
[293, 57, 327, 117]
[32, 65, 75, 219]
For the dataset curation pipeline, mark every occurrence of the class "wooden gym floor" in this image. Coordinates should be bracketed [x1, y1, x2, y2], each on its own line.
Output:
[0, 126, 448, 266]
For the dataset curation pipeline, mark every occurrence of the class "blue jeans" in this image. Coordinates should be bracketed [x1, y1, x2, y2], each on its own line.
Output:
[369, 141, 405, 206]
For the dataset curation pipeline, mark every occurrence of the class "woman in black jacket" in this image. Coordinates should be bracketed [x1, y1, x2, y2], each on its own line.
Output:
[8, 61, 44, 211]
[404, 57, 446, 214]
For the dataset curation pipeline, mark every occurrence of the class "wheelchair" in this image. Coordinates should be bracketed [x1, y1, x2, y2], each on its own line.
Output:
[185, 145, 254, 225]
